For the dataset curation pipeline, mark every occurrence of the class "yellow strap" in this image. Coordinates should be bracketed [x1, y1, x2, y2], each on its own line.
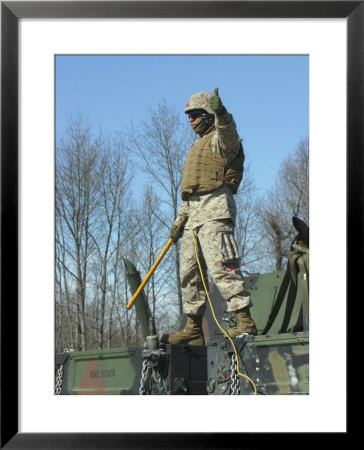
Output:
[296, 253, 309, 331]
[288, 244, 309, 331]
[289, 244, 309, 283]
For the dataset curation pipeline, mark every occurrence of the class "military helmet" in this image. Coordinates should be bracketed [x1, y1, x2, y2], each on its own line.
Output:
[184, 92, 214, 115]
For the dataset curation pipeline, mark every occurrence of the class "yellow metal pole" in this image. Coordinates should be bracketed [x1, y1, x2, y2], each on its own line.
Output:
[126, 238, 174, 310]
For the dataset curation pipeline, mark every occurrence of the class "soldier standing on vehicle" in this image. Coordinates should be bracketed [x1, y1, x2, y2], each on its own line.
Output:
[161, 88, 257, 345]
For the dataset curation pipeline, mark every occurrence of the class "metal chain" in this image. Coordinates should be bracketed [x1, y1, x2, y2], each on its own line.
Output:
[139, 358, 150, 395]
[152, 368, 169, 395]
[230, 353, 240, 395]
[55, 365, 63, 395]
[139, 357, 170, 395]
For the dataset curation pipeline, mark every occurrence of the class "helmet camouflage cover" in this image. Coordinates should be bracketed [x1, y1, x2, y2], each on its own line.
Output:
[184, 92, 215, 115]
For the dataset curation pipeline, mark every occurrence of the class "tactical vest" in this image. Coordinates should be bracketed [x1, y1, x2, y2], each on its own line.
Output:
[181, 130, 244, 200]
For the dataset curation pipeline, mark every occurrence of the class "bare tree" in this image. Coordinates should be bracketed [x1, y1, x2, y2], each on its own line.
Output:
[139, 187, 178, 321]
[56, 116, 102, 350]
[55, 215, 77, 351]
[56, 114, 183, 350]
[106, 194, 130, 349]
[88, 134, 130, 349]
[258, 137, 309, 271]
[126, 100, 193, 319]
[233, 164, 263, 273]
[279, 138, 309, 223]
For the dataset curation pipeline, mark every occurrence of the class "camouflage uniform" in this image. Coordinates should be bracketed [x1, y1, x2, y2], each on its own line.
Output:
[174, 110, 252, 315]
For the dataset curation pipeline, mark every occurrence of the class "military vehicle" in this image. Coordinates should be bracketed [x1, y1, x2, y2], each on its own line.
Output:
[55, 217, 309, 396]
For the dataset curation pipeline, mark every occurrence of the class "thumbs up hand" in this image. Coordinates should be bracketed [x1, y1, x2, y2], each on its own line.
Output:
[209, 87, 226, 115]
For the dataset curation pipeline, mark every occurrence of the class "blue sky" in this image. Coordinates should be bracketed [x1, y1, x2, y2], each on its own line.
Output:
[55, 54, 308, 194]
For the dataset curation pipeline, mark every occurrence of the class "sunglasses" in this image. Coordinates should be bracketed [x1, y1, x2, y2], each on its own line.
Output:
[187, 110, 205, 119]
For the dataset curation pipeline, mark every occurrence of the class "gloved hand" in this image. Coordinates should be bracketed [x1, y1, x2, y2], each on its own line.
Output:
[169, 214, 188, 243]
[169, 225, 183, 243]
[209, 87, 226, 115]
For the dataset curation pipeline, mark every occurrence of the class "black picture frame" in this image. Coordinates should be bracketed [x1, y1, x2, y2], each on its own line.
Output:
[1, 1, 357, 448]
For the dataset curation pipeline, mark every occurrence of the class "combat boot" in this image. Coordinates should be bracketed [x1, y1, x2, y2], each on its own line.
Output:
[160, 314, 205, 345]
[226, 307, 257, 338]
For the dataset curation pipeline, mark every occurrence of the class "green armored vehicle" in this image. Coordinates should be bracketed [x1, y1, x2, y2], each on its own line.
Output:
[55, 217, 309, 396]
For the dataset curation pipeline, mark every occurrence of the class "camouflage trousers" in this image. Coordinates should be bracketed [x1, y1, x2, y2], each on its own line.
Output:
[180, 219, 252, 316]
